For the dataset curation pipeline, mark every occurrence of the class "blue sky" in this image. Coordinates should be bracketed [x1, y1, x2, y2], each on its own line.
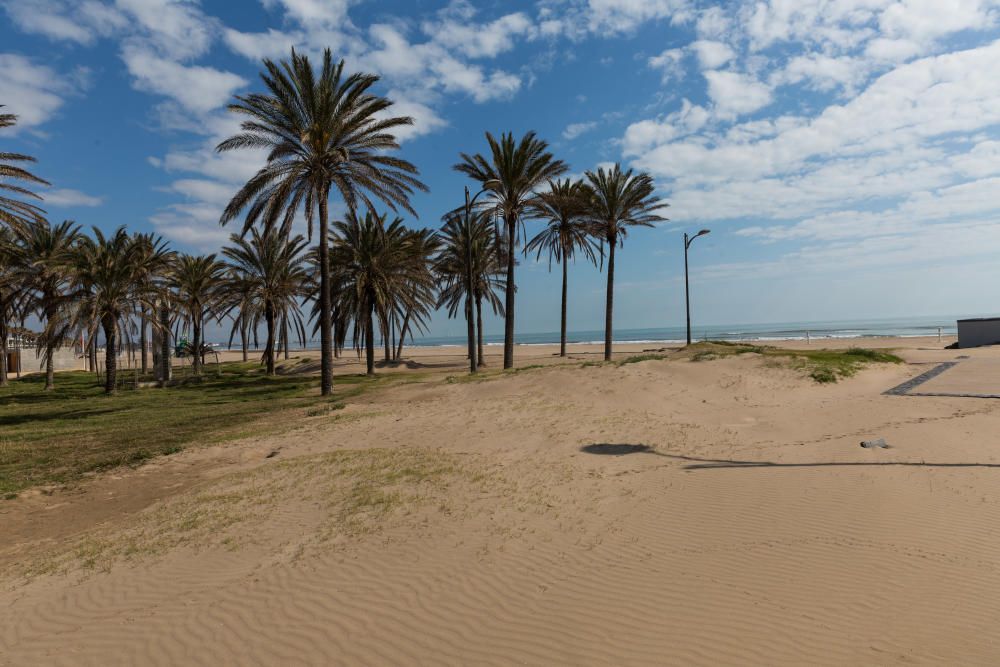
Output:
[3, 0, 1000, 340]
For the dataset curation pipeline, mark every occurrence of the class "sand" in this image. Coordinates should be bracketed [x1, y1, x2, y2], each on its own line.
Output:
[5, 336, 1000, 665]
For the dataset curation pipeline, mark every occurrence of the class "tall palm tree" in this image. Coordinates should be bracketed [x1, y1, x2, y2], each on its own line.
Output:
[70, 228, 168, 394]
[0, 108, 49, 231]
[526, 179, 600, 357]
[217, 48, 427, 395]
[435, 205, 505, 372]
[584, 164, 668, 361]
[329, 210, 418, 376]
[222, 229, 310, 375]
[10, 219, 80, 389]
[455, 131, 567, 369]
[169, 254, 226, 376]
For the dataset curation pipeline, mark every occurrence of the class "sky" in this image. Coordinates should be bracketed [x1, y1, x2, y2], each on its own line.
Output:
[3, 0, 1000, 341]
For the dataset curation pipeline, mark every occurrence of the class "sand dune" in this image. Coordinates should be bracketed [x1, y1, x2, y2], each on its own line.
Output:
[4, 340, 1000, 665]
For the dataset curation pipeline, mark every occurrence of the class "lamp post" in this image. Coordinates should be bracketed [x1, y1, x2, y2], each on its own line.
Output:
[684, 229, 711, 346]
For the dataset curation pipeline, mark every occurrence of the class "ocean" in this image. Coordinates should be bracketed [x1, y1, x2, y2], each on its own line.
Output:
[212, 315, 967, 349]
[394, 315, 962, 348]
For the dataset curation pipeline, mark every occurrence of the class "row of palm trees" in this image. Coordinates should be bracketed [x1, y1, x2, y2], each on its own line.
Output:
[0, 48, 668, 396]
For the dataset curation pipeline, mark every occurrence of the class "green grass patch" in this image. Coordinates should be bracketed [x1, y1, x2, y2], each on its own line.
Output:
[0, 364, 413, 495]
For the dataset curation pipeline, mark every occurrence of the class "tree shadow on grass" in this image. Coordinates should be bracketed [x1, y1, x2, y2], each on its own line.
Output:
[579, 445, 1000, 470]
[0, 407, 121, 426]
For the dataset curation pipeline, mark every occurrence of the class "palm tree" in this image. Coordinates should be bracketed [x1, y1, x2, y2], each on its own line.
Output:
[455, 132, 567, 369]
[0, 108, 49, 231]
[435, 205, 505, 372]
[217, 48, 427, 395]
[10, 219, 80, 389]
[391, 227, 438, 361]
[70, 228, 168, 394]
[329, 210, 418, 376]
[169, 254, 226, 376]
[0, 226, 29, 386]
[222, 228, 310, 375]
[222, 270, 255, 362]
[526, 179, 600, 358]
[584, 164, 668, 361]
[130, 232, 173, 375]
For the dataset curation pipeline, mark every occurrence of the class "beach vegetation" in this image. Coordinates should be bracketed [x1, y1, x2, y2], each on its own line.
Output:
[0, 363, 411, 496]
[684, 342, 903, 382]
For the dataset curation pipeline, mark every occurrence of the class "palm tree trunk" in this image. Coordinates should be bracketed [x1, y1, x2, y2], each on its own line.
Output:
[140, 311, 148, 374]
[560, 257, 568, 357]
[159, 301, 171, 387]
[282, 314, 290, 360]
[604, 237, 615, 362]
[89, 332, 98, 376]
[102, 317, 117, 394]
[0, 313, 8, 388]
[45, 343, 55, 390]
[390, 315, 396, 362]
[503, 217, 516, 369]
[241, 316, 249, 362]
[383, 314, 391, 362]
[192, 316, 202, 376]
[476, 291, 485, 368]
[44, 299, 55, 390]
[264, 302, 276, 375]
[466, 292, 476, 374]
[395, 310, 411, 361]
[333, 306, 342, 359]
[366, 303, 376, 376]
[318, 191, 333, 395]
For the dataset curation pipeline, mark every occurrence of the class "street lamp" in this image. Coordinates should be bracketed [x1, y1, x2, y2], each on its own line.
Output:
[684, 229, 711, 346]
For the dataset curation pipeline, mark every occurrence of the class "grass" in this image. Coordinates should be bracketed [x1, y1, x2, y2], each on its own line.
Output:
[0, 363, 413, 495]
[20, 447, 473, 578]
[686, 342, 903, 383]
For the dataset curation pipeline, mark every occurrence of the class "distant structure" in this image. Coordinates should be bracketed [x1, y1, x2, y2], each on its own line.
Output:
[957, 317, 1000, 348]
[4, 330, 84, 376]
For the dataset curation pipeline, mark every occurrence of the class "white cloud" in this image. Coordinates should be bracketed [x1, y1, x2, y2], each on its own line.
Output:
[377, 93, 447, 142]
[563, 121, 598, 140]
[774, 54, 868, 93]
[648, 47, 685, 82]
[703, 70, 773, 117]
[622, 99, 709, 155]
[223, 27, 300, 61]
[121, 46, 247, 114]
[879, 0, 998, 43]
[423, 5, 537, 59]
[261, 0, 354, 26]
[695, 6, 731, 39]
[364, 23, 521, 103]
[0, 54, 84, 130]
[690, 40, 735, 69]
[115, 0, 217, 59]
[1, 0, 126, 44]
[43, 188, 104, 207]
[585, 0, 694, 34]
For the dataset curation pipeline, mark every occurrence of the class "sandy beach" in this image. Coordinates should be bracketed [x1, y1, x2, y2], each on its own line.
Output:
[4, 335, 1000, 665]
